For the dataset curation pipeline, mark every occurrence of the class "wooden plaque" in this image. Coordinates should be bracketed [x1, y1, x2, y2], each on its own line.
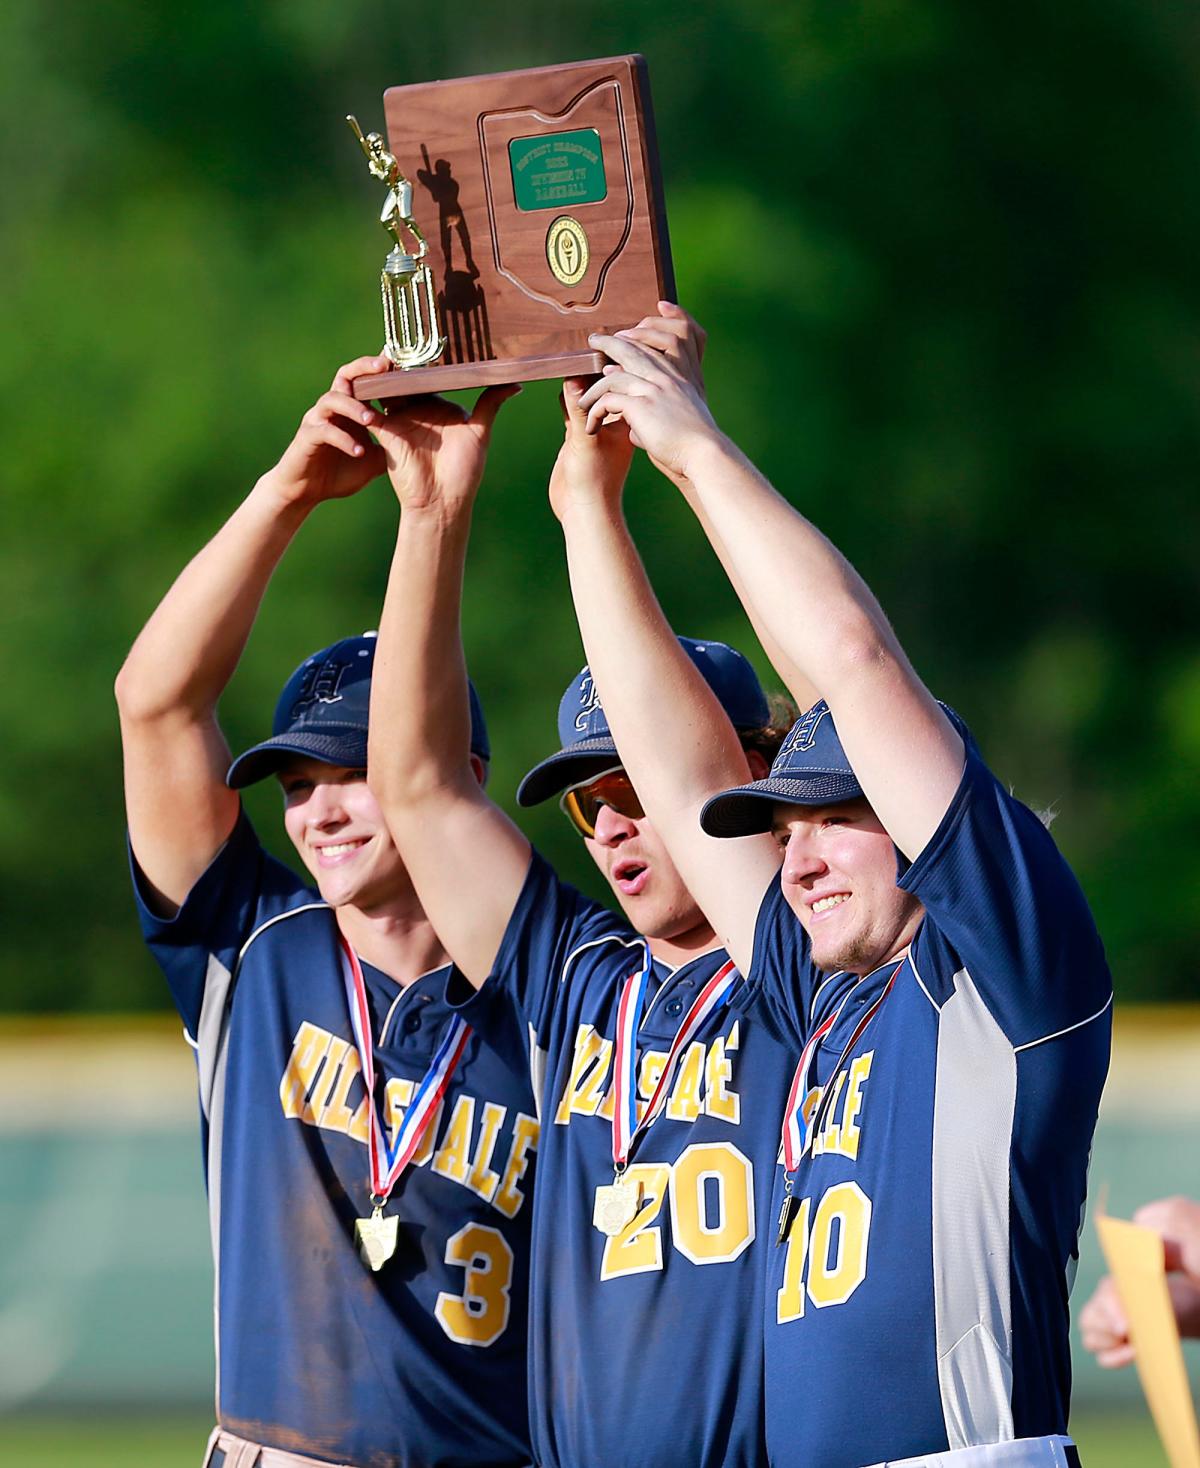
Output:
[351, 55, 674, 400]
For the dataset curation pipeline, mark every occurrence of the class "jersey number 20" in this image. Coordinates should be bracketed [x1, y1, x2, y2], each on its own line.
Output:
[601, 1142, 755, 1281]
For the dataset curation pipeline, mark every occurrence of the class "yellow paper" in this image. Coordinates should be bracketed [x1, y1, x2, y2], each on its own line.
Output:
[1096, 1212, 1200, 1468]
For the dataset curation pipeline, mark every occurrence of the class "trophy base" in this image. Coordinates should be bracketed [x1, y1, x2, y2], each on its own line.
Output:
[352, 351, 607, 401]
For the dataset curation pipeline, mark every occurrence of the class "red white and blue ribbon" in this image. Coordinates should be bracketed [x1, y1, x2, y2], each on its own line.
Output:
[338, 934, 472, 1202]
[781, 959, 904, 1174]
[611, 946, 740, 1171]
[781, 1006, 839, 1173]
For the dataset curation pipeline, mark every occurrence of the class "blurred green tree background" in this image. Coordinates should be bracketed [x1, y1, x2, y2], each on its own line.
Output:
[3, 0, 1196, 1010]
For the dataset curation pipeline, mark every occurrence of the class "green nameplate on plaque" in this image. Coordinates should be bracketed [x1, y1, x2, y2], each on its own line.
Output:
[508, 129, 608, 211]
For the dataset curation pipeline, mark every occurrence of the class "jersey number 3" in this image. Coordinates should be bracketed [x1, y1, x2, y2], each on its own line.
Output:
[435, 1223, 514, 1346]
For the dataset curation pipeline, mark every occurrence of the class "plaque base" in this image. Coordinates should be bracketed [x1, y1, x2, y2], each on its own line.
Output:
[353, 350, 607, 402]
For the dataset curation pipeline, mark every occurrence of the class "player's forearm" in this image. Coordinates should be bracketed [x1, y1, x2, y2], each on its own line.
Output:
[561, 496, 750, 817]
[678, 433, 903, 705]
[115, 474, 312, 727]
[673, 472, 818, 714]
[560, 494, 774, 971]
[368, 501, 477, 814]
[368, 497, 531, 990]
[677, 430, 965, 857]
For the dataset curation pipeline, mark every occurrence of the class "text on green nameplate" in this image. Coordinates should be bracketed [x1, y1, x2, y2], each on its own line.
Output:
[509, 129, 608, 212]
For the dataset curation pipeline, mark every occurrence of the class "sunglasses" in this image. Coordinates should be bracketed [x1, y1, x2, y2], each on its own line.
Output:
[559, 766, 646, 838]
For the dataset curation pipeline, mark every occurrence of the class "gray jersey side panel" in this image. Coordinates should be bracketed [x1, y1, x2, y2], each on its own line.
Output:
[196, 951, 234, 1422]
[932, 968, 1018, 1450]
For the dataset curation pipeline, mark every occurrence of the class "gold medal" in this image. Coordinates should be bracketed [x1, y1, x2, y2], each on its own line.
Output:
[355, 1205, 399, 1271]
[593, 1176, 642, 1237]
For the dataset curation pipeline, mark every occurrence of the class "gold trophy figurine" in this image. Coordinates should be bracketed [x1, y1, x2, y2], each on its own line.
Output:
[347, 115, 445, 369]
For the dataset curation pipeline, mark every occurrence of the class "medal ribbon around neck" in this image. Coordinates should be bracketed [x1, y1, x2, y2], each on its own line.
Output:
[338, 934, 472, 1203]
[781, 1006, 839, 1173]
[781, 958, 904, 1173]
[611, 945, 740, 1171]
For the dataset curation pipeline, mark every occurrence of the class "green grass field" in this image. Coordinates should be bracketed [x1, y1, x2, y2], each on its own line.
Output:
[0, 1411, 1171, 1466]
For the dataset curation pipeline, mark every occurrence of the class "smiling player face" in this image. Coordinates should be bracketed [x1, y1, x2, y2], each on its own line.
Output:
[279, 757, 411, 912]
[772, 797, 924, 975]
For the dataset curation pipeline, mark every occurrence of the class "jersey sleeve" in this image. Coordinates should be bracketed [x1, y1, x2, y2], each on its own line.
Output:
[447, 849, 625, 1061]
[899, 748, 1112, 1046]
[129, 811, 283, 1038]
[734, 874, 823, 1048]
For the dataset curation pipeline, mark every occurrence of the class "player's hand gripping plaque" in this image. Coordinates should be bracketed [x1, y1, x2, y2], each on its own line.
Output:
[346, 55, 674, 401]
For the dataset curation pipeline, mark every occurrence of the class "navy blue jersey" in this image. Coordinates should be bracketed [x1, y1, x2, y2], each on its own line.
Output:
[738, 750, 1111, 1468]
[448, 852, 792, 1468]
[132, 813, 536, 1468]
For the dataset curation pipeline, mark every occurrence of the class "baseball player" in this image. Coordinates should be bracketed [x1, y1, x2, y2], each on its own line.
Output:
[115, 359, 537, 1468]
[558, 307, 1113, 1467]
[364, 381, 799, 1468]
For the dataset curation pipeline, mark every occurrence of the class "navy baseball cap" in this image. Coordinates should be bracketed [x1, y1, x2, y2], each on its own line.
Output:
[700, 698, 969, 837]
[516, 636, 770, 808]
[226, 632, 490, 790]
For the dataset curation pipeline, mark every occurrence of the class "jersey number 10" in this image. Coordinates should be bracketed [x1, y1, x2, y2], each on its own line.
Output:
[776, 1180, 872, 1322]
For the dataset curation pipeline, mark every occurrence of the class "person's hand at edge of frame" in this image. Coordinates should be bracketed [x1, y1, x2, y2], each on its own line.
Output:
[1079, 1270, 1200, 1367]
[1132, 1195, 1200, 1283]
[1079, 1194, 1200, 1368]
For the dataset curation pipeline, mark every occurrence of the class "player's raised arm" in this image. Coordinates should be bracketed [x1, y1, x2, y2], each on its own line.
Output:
[115, 356, 391, 914]
[602, 304, 820, 715]
[550, 373, 781, 975]
[367, 387, 531, 986]
[579, 332, 963, 859]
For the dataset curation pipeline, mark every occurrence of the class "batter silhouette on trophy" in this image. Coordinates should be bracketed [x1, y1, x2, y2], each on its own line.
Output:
[417, 144, 493, 366]
[418, 145, 478, 279]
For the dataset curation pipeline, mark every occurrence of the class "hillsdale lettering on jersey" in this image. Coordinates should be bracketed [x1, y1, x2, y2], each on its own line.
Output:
[279, 1018, 538, 1219]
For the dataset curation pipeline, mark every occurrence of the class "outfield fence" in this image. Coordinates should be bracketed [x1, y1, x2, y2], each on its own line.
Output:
[1, 1009, 1197, 1417]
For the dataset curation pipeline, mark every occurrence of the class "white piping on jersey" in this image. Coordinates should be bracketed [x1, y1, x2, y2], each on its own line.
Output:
[557, 930, 727, 1026]
[204, 897, 325, 1420]
[1012, 992, 1113, 1054]
[528, 1024, 547, 1123]
[643, 947, 729, 1023]
[236, 902, 450, 1046]
[193, 950, 236, 1421]
[560, 932, 645, 989]
[908, 946, 942, 1012]
[378, 990, 406, 1048]
[183, 1025, 199, 1050]
[377, 965, 451, 1047]
[236, 901, 329, 964]
[806, 969, 846, 1030]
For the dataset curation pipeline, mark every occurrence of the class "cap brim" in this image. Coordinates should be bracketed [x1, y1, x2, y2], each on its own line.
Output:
[226, 730, 369, 790]
[516, 738, 621, 807]
[700, 772, 865, 838]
